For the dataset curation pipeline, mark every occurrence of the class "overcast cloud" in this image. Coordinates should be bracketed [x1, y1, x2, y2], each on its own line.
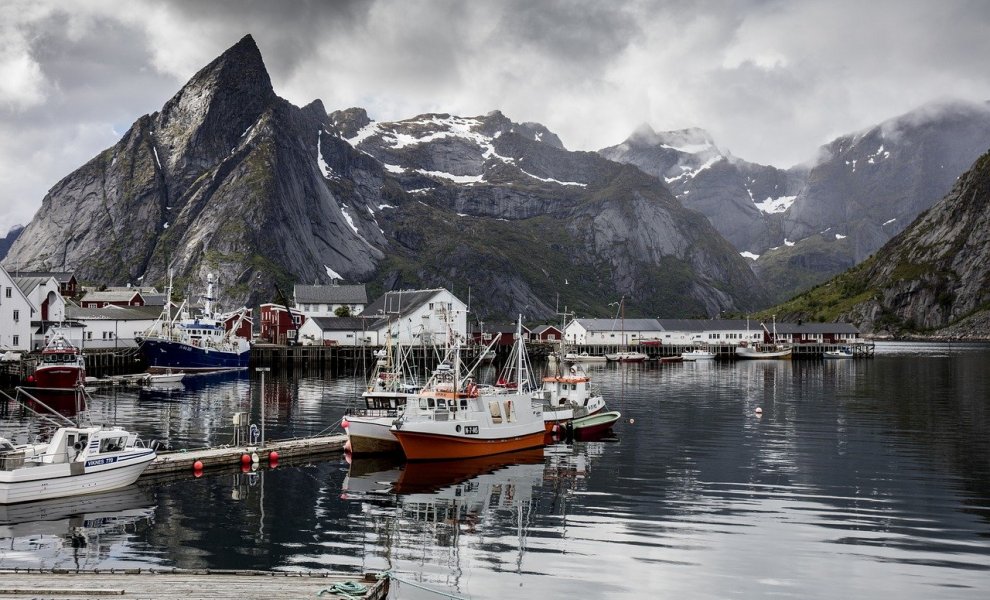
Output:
[2, 0, 990, 233]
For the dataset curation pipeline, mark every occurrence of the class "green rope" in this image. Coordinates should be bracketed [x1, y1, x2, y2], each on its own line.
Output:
[376, 570, 470, 600]
[317, 581, 368, 597]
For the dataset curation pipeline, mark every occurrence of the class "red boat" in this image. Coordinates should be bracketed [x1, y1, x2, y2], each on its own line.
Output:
[28, 335, 86, 390]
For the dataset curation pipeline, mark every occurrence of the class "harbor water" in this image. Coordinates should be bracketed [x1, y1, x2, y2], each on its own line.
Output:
[1, 342, 989, 598]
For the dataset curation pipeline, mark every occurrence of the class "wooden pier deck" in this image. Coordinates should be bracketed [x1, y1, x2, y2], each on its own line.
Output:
[145, 434, 348, 475]
[0, 569, 388, 600]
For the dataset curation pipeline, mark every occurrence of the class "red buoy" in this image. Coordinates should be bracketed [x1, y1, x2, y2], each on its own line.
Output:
[241, 453, 251, 465]
[341, 418, 350, 429]
[193, 460, 204, 471]
[269, 451, 279, 462]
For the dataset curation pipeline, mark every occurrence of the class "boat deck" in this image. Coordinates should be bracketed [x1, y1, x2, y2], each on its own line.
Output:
[0, 569, 388, 600]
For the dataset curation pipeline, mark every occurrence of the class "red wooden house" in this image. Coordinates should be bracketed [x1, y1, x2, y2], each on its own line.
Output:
[259, 303, 304, 345]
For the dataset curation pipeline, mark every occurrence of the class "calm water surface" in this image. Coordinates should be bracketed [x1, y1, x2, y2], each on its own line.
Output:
[2, 341, 989, 598]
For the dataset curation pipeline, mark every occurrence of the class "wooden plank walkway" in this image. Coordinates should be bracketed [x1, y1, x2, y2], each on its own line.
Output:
[145, 435, 348, 475]
[0, 569, 388, 599]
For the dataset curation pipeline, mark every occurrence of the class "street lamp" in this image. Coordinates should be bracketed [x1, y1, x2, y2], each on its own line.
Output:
[255, 367, 271, 447]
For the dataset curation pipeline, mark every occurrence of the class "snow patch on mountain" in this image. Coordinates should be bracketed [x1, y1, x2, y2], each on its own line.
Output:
[754, 195, 796, 214]
[740, 251, 760, 260]
[664, 156, 722, 184]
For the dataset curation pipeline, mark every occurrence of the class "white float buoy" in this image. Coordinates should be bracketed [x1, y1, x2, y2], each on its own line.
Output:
[755, 407, 763, 416]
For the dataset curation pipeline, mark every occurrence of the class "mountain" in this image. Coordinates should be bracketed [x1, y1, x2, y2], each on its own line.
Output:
[2, 35, 767, 320]
[772, 148, 990, 336]
[0, 225, 23, 261]
[600, 126, 801, 253]
[3, 35, 384, 308]
[603, 101, 990, 303]
[329, 109, 769, 318]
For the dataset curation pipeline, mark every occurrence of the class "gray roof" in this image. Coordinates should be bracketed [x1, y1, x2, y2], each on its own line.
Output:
[7, 271, 75, 284]
[294, 284, 368, 305]
[80, 290, 145, 303]
[363, 289, 444, 321]
[573, 318, 662, 332]
[307, 316, 371, 331]
[530, 324, 561, 335]
[657, 319, 757, 332]
[12, 276, 53, 296]
[66, 305, 162, 320]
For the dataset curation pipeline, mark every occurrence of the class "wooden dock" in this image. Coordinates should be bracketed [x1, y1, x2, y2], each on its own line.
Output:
[0, 569, 388, 600]
[145, 434, 348, 475]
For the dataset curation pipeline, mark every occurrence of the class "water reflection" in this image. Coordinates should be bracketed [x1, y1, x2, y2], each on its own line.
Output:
[0, 486, 156, 570]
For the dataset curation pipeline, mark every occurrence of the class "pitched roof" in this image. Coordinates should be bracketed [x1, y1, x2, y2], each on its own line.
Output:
[66, 305, 162, 320]
[307, 316, 370, 331]
[80, 290, 145, 303]
[530, 324, 562, 335]
[572, 318, 662, 332]
[294, 284, 368, 305]
[6, 271, 75, 284]
[12, 276, 54, 297]
[363, 289, 448, 320]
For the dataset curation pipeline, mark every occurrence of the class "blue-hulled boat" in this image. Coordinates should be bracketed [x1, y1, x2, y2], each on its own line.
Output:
[136, 274, 251, 373]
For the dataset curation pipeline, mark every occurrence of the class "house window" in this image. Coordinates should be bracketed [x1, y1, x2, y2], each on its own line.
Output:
[4, 287, 10, 298]
[12, 310, 18, 322]
[87, 332, 93, 340]
[12, 335, 18, 346]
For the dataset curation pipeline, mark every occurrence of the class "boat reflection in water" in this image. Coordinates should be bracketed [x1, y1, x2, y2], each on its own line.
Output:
[0, 485, 156, 569]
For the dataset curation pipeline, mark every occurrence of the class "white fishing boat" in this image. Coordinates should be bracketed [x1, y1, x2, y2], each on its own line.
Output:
[391, 317, 545, 461]
[537, 364, 606, 432]
[342, 340, 424, 455]
[143, 370, 185, 384]
[735, 315, 792, 360]
[604, 350, 648, 362]
[562, 351, 607, 363]
[0, 425, 155, 504]
[681, 348, 716, 361]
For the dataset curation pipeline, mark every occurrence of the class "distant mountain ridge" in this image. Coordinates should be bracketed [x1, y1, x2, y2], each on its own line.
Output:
[0, 225, 23, 262]
[603, 100, 990, 302]
[1, 35, 767, 320]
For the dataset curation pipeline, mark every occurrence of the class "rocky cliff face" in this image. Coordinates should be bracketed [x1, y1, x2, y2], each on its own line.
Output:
[2, 35, 767, 320]
[332, 110, 768, 317]
[775, 149, 990, 335]
[3, 35, 382, 310]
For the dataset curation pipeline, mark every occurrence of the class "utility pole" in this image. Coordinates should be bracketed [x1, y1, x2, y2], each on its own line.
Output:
[256, 367, 270, 446]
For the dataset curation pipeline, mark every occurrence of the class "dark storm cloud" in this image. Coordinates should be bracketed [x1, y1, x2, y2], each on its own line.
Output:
[3, 0, 990, 233]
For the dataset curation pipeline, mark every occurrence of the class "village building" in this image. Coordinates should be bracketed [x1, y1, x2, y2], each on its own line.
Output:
[563, 318, 664, 345]
[361, 288, 467, 347]
[298, 316, 376, 346]
[773, 322, 862, 344]
[64, 305, 162, 349]
[79, 289, 146, 308]
[0, 265, 35, 351]
[12, 274, 65, 323]
[530, 324, 563, 342]
[468, 322, 531, 348]
[294, 284, 368, 318]
[259, 303, 305, 345]
[101, 286, 167, 307]
[6, 271, 78, 298]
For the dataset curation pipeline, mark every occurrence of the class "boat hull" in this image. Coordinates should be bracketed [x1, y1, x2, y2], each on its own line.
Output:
[31, 368, 84, 390]
[735, 347, 793, 359]
[570, 410, 622, 439]
[139, 339, 249, 372]
[344, 416, 402, 455]
[391, 428, 545, 461]
[0, 451, 155, 505]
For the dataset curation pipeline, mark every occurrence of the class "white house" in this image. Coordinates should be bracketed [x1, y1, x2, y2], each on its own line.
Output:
[12, 274, 65, 324]
[563, 318, 664, 345]
[294, 284, 368, 318]
[64, 305, 162, 350]
[656, 319, 764, 346]
[298, 316, 378, 346]
[0, 265, 35, 351]
[362, 288, 468, 346]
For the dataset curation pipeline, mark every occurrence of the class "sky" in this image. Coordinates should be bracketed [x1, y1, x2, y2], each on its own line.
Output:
[2, 0, 990, 234]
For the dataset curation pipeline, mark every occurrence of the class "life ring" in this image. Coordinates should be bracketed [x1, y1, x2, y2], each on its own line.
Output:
[73, 441, 84, 451]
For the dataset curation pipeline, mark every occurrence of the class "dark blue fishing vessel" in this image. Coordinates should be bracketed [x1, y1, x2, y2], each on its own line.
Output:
[136, 274, 251, 373]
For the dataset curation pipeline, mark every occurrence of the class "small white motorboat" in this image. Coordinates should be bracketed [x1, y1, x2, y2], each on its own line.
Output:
[144, 371, 185, 384]
[681, 348, 716, 361]
[824, 347, 854, 359]
[0, 425, 156, 504]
